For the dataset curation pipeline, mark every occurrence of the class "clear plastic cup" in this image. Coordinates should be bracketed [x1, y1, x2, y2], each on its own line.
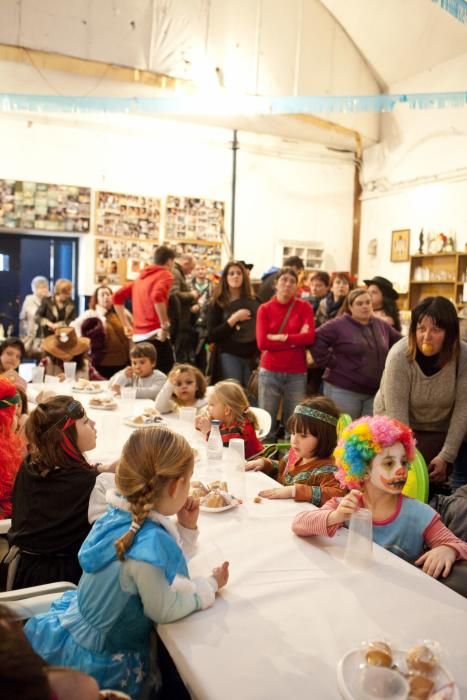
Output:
[120, 386, 137, 401]
[359, 666, 409, 700]
[344, 508, 373, 569]
[179, 406, 197, 424]
[229, 438, 245, 467]
[63, 362, 77, 383]
[31, 366, 45, 384]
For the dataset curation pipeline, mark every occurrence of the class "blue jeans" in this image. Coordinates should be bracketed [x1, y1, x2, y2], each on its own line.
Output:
[219, 352, 252, 389]
[323, 381, 374, 420]
[451, 440, 467, 491]
[258, 369, 307, 443]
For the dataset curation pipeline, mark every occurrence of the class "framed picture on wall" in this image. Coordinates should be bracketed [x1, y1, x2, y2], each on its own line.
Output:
[391, 229, 410, 262]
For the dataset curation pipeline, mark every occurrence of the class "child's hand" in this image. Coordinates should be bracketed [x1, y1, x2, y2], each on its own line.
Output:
[328, 489, 362, 526]
[168, 367, 181, 385]
[212, 561, 229, 589]
[415, 545, 457, 579]
[177, 496, 199, 530]
[124, 366, 134, 378]
[111, 384, 121, 395]
[258, 486, 294, 499]
[245, 458, 264, 471]
[195, 415, 211, 436]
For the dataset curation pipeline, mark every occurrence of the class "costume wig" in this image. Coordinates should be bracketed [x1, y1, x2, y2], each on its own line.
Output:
[333, 415, 416, 490]
[0, 377, 24, 517]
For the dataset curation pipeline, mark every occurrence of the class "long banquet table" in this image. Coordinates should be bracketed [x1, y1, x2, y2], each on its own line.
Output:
[32, 382, 467, 698]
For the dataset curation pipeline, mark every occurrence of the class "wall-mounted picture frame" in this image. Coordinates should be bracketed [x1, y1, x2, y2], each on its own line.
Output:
[391, 229, 410, 262]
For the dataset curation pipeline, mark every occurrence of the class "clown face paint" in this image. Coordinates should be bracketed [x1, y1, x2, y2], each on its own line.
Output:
[368, 442, 409, 494]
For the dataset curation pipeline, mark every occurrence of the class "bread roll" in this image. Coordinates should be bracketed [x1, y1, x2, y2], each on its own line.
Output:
[406, 644, 437, 675]
[407, 674, 434, 699]
[365, 641, 392, 667]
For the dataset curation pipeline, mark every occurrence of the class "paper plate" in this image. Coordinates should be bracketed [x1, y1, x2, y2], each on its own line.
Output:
[72, 385, 103, 394]
[199, 503, 237, 513]
[337, 648, 458, 700]
[88, 401, 118, 410]
[123, 416, 165, 428]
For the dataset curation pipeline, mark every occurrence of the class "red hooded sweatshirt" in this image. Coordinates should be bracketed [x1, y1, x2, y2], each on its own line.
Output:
[112, 265, 174, 336]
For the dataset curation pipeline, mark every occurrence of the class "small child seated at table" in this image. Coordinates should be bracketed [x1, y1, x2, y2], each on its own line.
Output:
[292, 415, 467, 583]
[24, 426, 229, 698]
[246, 396, 346, 504]
[155, 363, 208, 414]
[0, 337, 27, 391]
[195, 380, 263, 459]
[109, 342, 166, 400]
[40, 327, 102, 381]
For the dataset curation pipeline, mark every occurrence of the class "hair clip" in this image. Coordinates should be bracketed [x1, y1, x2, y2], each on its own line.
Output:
[129, 521, 141, 534]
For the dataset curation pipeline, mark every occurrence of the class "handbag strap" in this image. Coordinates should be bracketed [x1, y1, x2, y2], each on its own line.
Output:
[278, 299, 296, 334]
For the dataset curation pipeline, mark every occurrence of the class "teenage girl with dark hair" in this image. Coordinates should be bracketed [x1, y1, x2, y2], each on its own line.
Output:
[8, 396, 114, 588]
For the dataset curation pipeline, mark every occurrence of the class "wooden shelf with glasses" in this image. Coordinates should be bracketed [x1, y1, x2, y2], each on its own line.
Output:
[409, 253, 467, 308]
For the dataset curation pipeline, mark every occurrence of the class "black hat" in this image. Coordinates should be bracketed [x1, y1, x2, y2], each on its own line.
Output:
[363, 276, 399, 300]
[236, 260, 254, 271]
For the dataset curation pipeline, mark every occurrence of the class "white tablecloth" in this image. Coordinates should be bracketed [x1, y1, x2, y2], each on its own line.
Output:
[159, 470, 467, 700]
[28, 382, 467, 697]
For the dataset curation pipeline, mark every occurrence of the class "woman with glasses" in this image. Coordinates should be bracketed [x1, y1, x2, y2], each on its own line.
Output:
[256, 267, 315, 442]
[8, 397, 114, 589]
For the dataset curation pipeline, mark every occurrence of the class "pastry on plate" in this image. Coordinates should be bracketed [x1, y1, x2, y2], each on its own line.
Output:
[364, 641, 392, 668]
[202, 492, 228, 509]
[406, 644, 437, 675]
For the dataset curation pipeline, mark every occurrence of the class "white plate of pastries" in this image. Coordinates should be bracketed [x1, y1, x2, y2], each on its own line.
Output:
[88, 397, 118, 410]
[123, 407, 165, 428]
[72, 379, 103, 394]
[190, 481, 241, 512]
[337, 640, 458, 700]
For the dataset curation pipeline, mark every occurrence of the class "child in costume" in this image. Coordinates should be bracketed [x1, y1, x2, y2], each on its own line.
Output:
[292, 415, 467, 580]
[40, 327, 101, 380]
[246, 396, 346, 505]
[0, 377, 24, 518]
[109, 342, 166, 400]
[155, 363, 208, 414]
[195, 379, 263, 459]
[24, 426, 229, 698]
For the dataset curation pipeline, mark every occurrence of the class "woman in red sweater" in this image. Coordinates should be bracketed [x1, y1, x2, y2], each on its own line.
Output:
[256, 267, 315, 442]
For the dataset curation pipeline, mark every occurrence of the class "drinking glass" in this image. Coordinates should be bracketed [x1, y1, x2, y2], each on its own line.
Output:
[179, 406, 197, 424]
[121, 386, 137, 401]
[344, 508, 373, 568]
[63, 362, 77, 383]
[44, 374, 60, 385]
[31, 366, 45, 384]
[228, 438, 245, 468]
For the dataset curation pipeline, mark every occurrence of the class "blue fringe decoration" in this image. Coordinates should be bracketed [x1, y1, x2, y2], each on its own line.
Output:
[0, 91, 466, 116]
[431, 0, 467, 23]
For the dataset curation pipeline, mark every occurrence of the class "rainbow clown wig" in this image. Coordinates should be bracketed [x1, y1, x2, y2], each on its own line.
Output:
[333, 415, 416, 490]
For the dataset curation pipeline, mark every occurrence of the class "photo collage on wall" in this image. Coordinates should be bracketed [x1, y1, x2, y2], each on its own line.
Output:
[0, 179, 90, 232]
[94, 191, 161, 285]
[165, 196, 224, 273]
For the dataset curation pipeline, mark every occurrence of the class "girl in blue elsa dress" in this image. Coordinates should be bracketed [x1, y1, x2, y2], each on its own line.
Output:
[25, 426, 230, 699]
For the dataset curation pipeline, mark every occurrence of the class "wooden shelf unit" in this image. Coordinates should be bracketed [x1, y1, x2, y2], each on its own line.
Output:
[409, 253, 467, 308]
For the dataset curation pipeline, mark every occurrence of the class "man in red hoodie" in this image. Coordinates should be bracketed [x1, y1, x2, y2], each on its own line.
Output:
[112, 246, 176, 374]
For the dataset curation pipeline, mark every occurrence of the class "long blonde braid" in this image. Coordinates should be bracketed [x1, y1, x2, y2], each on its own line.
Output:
[114, 426, 194, 560]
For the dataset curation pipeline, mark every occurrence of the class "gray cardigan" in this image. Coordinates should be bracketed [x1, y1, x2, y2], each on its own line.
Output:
[374, 337, 467, 462]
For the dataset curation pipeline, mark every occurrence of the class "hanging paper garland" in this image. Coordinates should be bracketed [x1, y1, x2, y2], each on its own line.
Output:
[431, 0, 467, 23]
[0, 91, 466, 116]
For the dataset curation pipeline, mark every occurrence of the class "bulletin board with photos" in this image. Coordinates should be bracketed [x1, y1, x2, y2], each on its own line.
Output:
[95, 191, 161, 239]
[165, 195, 224, 272]
[95, 237, 159, 285]
[0, 179, 91, 232]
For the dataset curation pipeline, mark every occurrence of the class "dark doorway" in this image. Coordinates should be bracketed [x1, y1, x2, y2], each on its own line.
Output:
[0, 233, 79, 337]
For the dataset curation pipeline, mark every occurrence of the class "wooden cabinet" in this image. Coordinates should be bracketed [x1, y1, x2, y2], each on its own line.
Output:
[409, 253, 467, 308]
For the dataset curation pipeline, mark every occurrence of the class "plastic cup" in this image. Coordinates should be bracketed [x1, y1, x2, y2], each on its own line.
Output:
[229, 438, 245, 468]
[359, 666, 409, 700]
[63, 362, 77, 383]
[344, 508, 373, 569]
[121, 386, 137, 401]
[179, 406, 197, 424]
[31, 366, 45, 384]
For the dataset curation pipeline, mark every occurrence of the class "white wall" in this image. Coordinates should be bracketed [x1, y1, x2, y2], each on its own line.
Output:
[359, 53, 467, 286]
[0, 113, 355, 294]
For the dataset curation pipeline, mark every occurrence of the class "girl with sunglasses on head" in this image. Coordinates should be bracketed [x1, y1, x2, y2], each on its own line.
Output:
[8, 396, 115, 589]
